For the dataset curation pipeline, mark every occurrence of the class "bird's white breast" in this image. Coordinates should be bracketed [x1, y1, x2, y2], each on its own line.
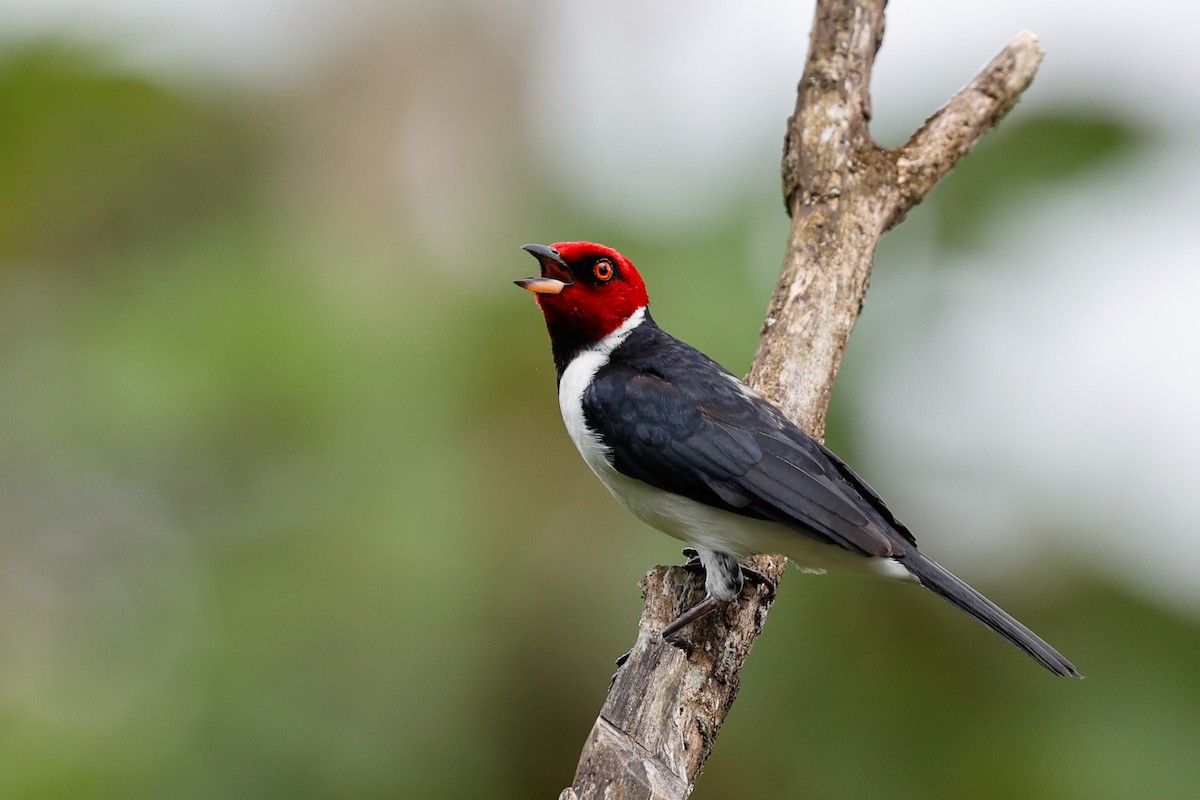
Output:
[557, 306, 647, 478]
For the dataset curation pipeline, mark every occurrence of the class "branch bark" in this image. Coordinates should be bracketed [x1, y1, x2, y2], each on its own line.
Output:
[559, 3, 1043, 798]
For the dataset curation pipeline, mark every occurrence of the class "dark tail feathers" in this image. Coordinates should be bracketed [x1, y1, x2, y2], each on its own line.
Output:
[900, 549, 1080, 678]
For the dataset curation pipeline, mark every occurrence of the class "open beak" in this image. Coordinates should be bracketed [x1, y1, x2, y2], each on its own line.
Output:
[515, 244, 573, 294]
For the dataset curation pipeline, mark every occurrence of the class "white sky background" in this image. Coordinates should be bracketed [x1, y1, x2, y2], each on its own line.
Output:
[3, 0, 1199, 612]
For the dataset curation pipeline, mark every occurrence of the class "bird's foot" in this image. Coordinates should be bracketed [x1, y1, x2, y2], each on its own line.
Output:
[738, 563, 775, 590]
[680, 548, 771, 590]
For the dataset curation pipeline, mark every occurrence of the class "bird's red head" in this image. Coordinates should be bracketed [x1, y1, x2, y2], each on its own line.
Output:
[516, 242, 649, 370]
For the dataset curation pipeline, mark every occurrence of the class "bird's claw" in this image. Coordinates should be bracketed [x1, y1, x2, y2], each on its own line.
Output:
[664, 633, 695, 657]
[609, 648, 633, 688]
[679, 548, 704, 573]
[739, 564, 774, 590]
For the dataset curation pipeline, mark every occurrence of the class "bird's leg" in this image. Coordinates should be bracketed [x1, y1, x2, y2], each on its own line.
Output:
[662, 549, 743, 640]
[661, 595, 723, 639]
[681, 547, 772, 588]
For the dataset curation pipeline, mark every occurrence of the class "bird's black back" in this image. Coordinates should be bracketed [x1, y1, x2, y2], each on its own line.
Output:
[580, 314, 918, 558]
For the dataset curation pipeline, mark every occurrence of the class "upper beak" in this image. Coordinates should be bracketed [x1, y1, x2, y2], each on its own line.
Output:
[515, 243, 573, 294]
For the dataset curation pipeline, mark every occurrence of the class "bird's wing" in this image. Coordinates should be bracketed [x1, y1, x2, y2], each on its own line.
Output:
[582, 360, 913, 558]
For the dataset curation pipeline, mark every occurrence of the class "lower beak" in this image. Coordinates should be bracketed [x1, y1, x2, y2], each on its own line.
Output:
[514, 276, 568, 294]
[516, 243, 573, 294]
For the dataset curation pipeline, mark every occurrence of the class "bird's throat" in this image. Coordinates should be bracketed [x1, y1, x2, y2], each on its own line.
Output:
[539, 302, 645, 381]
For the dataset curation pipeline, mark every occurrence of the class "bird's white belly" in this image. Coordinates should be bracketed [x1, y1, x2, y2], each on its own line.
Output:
[590, 459, 889, 576]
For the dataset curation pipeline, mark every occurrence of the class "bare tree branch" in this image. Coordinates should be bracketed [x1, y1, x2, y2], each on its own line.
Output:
[891, 30, 1044, 228]
[754, 0, 888, 434]
[559, 3, 1043, 798]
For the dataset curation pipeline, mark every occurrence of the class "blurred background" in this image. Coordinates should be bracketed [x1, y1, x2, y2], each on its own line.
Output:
[1, 1, 1197, 797]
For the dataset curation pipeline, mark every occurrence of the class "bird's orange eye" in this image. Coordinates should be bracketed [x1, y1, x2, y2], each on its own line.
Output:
[593, 260, 614, 281]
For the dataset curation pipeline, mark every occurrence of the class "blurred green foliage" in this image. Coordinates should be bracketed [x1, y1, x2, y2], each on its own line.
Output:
[0, 44, 262, 264]
[0, 41, 1195, 800]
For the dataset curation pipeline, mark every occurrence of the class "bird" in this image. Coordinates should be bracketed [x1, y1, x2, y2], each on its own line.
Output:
[515, 241, 1079, 678]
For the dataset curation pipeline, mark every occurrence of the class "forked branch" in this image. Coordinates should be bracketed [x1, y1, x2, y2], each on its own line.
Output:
[560, 3, 1043, 798]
